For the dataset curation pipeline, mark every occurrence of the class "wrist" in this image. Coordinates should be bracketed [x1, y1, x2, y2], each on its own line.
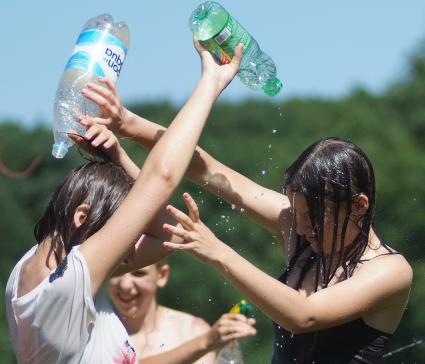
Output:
[211, 241, 234, 272]
[118, 108, 136, 136]
[198, 75, 223, 98]
[198, 332, 213, 353]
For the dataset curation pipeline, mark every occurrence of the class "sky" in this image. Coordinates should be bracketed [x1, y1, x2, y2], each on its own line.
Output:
[1, 1, 425, 126]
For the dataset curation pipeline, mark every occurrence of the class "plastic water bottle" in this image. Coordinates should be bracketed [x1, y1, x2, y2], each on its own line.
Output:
[189, 1, 282, 96]
[217, 300, 255, 364]
[52, 14, 130, 159]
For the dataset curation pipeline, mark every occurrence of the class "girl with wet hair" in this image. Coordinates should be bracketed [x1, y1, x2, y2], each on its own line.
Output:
[83, 83, 413, 363]
[5, 43, 243, 364]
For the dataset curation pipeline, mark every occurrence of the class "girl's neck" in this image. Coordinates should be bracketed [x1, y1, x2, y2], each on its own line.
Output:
[37, 237, 64, 270]
[17, 237, 61, 298]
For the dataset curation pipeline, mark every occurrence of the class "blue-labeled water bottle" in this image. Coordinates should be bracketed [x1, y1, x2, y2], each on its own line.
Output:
[52, 14, 130, 159]
[189, 1, 282, 96]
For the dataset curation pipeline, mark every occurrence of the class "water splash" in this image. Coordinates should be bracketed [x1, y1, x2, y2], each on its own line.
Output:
[383, 338, 423, 358]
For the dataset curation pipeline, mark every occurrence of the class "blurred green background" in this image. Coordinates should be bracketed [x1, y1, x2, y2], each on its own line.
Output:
[1, 40, 425, 364]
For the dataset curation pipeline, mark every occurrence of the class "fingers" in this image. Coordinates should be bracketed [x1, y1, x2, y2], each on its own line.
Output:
[67, 130, 85, 145]
[166, 204, 194, 230]
[81, 86, 115, 116]
[81, 124, 117, 149]
[183, 193, 200, 222]
[97, 77, 118, 95]
[230, 43, 244, 69]
[81, 79, 121, 119]
[212, 313, 257, 344]
[219, 313, 256, 326]
[163, 223, 192, 241]
[78, 116, 106, 128]
[85, 79, 119, 105]
[193, 38, 203, 53]
[163, 240, 195, 252]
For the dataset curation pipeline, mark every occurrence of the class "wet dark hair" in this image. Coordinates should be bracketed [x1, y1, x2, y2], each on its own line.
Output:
[34, 161, 134, 257]
[284, 137, 376, 290]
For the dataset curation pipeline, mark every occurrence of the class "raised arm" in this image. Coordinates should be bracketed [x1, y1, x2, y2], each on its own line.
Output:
[81, 78, 290, 240]
[79, 44, 243, 296]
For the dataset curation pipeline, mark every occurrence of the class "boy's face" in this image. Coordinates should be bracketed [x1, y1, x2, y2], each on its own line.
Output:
[108, 264, 169, 318]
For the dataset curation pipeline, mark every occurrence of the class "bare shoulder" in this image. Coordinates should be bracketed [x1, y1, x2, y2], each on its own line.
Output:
[190, 315, 211, 333]
[159, 306, 210, 333]
[357, 252, 413, 291]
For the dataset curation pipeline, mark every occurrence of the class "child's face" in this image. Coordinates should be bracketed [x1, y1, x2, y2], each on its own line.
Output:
[108, 264, 167, 318]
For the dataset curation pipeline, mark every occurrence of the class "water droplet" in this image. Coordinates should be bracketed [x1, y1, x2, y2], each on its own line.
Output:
[261, 170, 266, 175]
[231, 204, 236, 210]
[268, 144, 272, 149]
[240, 208, 245, 213]
[272, 129, 277, 134]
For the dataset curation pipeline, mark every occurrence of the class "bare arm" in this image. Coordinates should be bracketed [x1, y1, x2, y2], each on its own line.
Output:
[81, 81, 290, 238]
[164, 194, 413, 334]
[141, 314, 256, 364]
[78, 45, 243, 297]
[69, 122, 181, 267]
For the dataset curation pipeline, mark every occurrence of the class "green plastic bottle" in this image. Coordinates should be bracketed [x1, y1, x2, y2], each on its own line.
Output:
[189, 1, 282, 96]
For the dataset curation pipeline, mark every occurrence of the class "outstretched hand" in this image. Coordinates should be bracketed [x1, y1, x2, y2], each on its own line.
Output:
[163, 193, 228, 264]
[196, 40, 244, 93]
[79, 77, 129, 133]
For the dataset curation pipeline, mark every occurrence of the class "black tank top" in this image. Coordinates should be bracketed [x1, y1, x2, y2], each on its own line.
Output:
[272, 241, 393, 363]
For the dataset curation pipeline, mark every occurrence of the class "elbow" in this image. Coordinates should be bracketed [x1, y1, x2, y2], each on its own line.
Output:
[155, 164, 180, 193]
[279, 309, 318, 334]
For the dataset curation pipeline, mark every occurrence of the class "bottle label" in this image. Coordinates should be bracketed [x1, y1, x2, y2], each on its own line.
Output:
[200, 14, 253, 65]
[65, 29, 128, 83]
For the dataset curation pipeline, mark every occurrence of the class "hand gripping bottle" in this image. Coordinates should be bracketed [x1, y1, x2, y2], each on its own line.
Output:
[189, 2, 282, 96]
[52, 14, 130, 159]
[217, 300, 255, 364]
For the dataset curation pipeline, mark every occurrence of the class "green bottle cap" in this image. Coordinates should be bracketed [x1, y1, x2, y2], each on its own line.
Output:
[229, 299, 255, 317]
[190, 1, 229, 41]
[262, 76, 283, 96]
[239, 299, 255, 317]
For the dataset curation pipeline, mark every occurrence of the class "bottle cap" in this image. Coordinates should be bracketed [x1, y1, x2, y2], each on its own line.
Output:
[52, 143, 69, 159]
[262, 77, 283, 96]
[190, 1, 229, 41]
[229, 299, 255, 317]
